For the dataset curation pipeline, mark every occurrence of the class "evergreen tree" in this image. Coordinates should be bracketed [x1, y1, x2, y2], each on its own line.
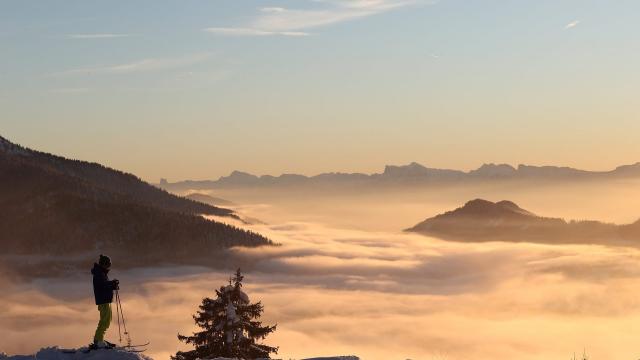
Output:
[173, 269, 278, 360]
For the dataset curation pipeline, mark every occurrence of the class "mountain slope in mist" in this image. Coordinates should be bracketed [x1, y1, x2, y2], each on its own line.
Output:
[406, 199, 640, 246]
[0, 135, 273, 275]
[158, 161, 640, 191]
[184, 192, 234, 206]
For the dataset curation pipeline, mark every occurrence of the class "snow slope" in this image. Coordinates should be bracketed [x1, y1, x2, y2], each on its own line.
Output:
[0, 348, 359, 360]
[0, 348, 151, 360]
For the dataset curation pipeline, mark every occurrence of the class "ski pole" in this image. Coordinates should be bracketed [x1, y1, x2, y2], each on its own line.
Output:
[115, 290, 122, 344]
[116, 289, 131, 346]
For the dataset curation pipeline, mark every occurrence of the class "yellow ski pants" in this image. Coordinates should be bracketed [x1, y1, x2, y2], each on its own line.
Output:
[93, 303, 112, 343]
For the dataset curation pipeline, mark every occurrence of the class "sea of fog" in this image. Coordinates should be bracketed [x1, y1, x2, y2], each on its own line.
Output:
[3, 180, 640, 360]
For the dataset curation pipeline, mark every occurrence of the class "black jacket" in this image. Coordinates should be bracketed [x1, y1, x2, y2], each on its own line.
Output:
[91, 263, 117, 305]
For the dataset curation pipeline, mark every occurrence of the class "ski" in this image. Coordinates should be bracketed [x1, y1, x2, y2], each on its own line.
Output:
[116, 348, 147, 353]
[60, 347, 147, 354]
[119, 342, 150, 348]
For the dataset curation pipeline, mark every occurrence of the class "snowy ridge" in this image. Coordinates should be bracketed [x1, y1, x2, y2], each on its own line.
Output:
[0, 348, 151, 360]
[301, 357, 359, 360]
[0, 348, 359, 360]
[204, 358, 358, 360]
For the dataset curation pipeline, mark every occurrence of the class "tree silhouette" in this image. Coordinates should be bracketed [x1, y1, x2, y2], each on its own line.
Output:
[173, 269, 278, 360]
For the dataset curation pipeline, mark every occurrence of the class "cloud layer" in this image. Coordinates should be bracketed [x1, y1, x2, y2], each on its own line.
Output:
[4, 216, 640, 359]
[4, 181, 640, 359]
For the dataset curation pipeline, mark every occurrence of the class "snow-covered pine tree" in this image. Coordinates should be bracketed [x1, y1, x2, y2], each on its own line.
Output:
[173, 269, 278, 360]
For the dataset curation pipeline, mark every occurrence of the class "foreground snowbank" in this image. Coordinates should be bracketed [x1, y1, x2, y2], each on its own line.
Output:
[301, 357, 359, 360]
[0, 348, 359, 360]
[0, 348, 151, 360]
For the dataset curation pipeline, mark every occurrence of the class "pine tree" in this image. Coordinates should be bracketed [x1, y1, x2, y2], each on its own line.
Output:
[173, 269, 278, 360]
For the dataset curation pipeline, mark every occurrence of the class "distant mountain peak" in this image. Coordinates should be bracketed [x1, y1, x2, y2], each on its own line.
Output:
[229, 170, 256, 177]
[455, 198, 536, 218]
[463, 198, 494, 207]
[407, 161, 426, 168]
[382, 162, 465, 179]
[383, 162, 427, 174]
[406, 199, 548, 237]
[612, 162, 640, 175]
[494, 200, 536, 215]
[479, 163, 516, 170]
[469, 163, 516, 177]
[215, 170, 260, 186]
[405, 199, 640, 247]
[494, 199, 520, 209]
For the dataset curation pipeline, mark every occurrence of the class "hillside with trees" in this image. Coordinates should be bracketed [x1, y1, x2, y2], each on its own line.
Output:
[407, 199, 640, 246]
[0, 135, 274, 276]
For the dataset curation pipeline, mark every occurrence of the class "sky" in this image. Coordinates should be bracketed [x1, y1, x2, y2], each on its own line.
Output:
[2, 0, 639, 182]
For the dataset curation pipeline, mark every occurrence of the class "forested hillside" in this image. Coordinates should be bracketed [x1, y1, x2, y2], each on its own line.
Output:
[0, 136, 273, 274]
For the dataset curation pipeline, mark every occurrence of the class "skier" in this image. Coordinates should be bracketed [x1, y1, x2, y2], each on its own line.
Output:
[90, 254, 120, 350]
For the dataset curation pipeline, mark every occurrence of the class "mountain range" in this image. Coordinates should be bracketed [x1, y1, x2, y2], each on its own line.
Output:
[0, 135, 273, 276]
[406, 199, 640, 246]
[158, 161, 640, 191]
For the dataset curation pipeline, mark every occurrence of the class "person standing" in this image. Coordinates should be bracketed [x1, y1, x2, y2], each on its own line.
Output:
[90, 254, 119, 349]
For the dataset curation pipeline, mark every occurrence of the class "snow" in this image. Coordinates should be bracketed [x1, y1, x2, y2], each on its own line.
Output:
[1, 348, 151, 360]
[202, 358, 359, 360]
[238, 290, 250, 303]
[302, 357, 360, 360]
[1, 348, 359, 360]
[226, 302, 237, 322]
